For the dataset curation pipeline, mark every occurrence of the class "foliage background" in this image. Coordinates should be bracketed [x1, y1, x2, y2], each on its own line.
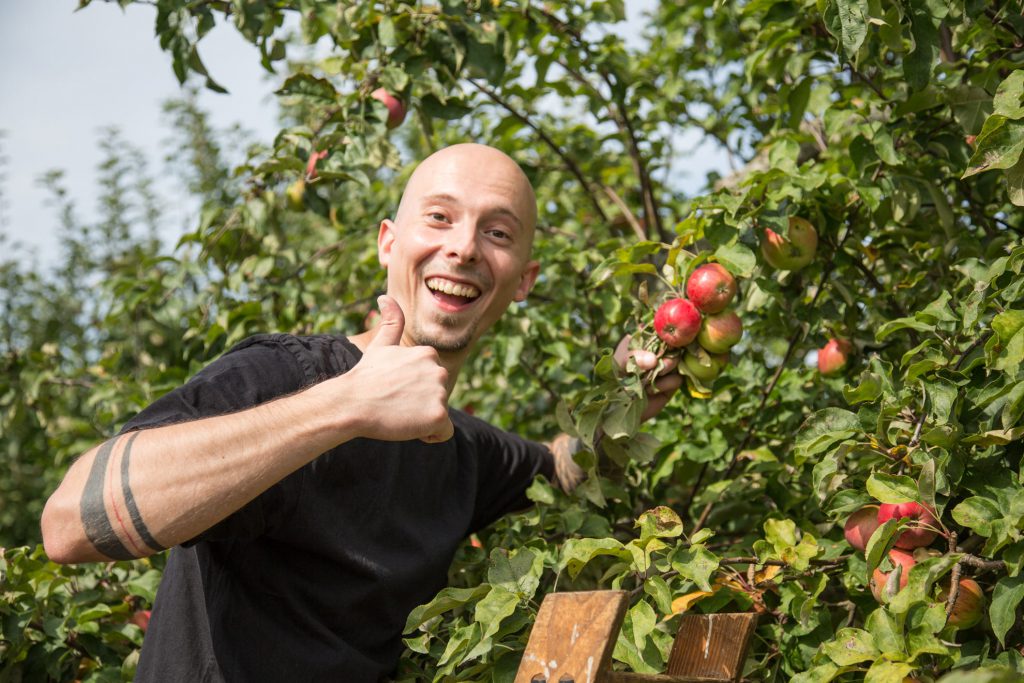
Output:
[2, 0, 1023, 680]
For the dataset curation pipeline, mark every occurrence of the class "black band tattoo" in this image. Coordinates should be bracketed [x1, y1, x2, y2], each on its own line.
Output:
[120, 431, 166, 552]
[80, 436, 135, 560]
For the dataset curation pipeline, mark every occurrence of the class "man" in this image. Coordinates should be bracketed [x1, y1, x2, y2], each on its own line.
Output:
[41, 143, 680, 681]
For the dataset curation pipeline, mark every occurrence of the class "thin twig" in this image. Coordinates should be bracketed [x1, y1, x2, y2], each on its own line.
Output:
[467, 78, 609, 223]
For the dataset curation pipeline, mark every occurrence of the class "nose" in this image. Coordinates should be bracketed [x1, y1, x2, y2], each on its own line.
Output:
[445, 221, 481, 264]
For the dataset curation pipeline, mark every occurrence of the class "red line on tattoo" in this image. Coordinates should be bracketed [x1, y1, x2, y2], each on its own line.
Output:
[107, 444, 144, 557]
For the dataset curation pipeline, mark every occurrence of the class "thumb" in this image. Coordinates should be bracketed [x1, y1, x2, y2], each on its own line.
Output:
[367, 295, 405, 347]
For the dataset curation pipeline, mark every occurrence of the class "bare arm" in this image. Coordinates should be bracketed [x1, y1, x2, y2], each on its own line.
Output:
[41, 296, 454, 564]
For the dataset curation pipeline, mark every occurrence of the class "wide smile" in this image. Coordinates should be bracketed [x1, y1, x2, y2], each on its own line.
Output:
[424, 276, 482, 312]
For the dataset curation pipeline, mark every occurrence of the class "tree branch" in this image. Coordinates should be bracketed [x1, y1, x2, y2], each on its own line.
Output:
[466, 78, 609, 223]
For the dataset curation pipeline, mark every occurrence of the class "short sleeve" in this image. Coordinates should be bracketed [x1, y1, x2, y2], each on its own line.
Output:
[118, 335, 318, 544]
[454, 410, 555, 533]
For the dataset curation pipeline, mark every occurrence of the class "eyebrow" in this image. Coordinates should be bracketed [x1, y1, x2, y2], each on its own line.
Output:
[421, 193, 524, 230]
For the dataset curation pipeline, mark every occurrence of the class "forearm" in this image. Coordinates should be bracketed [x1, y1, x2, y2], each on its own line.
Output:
[41, 381, 356, 563]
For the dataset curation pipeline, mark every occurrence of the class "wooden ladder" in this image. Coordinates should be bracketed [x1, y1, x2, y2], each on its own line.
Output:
[514, 590, 758, 683]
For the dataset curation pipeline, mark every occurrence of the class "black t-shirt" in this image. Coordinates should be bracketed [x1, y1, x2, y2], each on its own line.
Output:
[127, 334, 553, 682]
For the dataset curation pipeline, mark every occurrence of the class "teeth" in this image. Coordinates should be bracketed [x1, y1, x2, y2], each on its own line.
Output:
[426, 277, 480, 299]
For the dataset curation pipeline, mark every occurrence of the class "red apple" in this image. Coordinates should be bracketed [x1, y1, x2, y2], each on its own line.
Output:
[760, 216, 818, 271]
[130, 609, 151, 633]
[682, 350, 729, 383]
[844, 505, 880, 553]
[877, 502, 939, 549]
[685, 263, 737, 314]
[818, 338, 853, 376]
[654, 298, 702, 348]
[870, 548, 916, 602]
[939, 578, 985, 629]
[696, 310, 742, 353]
[371, 88, 406, 129]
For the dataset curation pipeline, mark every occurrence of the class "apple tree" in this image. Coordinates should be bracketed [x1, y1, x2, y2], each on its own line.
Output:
[3, 0, 1024, 679]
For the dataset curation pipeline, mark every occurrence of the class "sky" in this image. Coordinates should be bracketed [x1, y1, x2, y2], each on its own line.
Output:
[1, 1, 726, 266]
[0, 2, 283, 261]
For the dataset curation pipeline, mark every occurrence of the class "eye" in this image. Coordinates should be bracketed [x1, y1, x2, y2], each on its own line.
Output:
[486, 227, 513, 242]
[428, 212, 450, 224]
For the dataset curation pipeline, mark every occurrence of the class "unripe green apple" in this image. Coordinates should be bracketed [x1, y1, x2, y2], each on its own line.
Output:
[696, 310, 742, 353]
[285, 179, 306, 211]
[760, 216, 818, 271]
[682, 350, 729, 383]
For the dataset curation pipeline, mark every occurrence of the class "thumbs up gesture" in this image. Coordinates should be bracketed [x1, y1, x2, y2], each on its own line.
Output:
[345, 296, 455, 443]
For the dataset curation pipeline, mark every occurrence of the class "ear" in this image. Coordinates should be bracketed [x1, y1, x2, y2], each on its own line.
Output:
[513, 260, 540, 302]
[377, 219, 396, 267]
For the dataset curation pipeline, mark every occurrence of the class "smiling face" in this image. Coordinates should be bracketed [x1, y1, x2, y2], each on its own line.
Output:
[377, 144, 540, 355]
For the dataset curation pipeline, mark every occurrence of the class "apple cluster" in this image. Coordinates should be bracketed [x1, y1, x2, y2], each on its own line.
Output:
[650, 263, 743, 388]
[843, 502, 984, 628]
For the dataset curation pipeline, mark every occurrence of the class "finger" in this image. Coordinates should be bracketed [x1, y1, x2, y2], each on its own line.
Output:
[650, 372, 683, 396]
[367, 295, 405, 348]
[421, 417, 455, 444]
[613, 335, 633, 370]
[655, 356, 679, 375]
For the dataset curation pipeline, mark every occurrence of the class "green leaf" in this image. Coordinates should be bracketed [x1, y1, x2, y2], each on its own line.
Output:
[403, 585, 489, 633]
[866, 471, 919, 504]
[473, 586, 519, 641]
[487, 548, 542, 600]
[822, 627, 878, 665]
[993, 70, 1024, 120]
[951, 496, 1002, 536]
[865, 659, 914, 683]
[275, 73, 337, 103]
[992, 310, 1024, 343]
[844, 373, 883, 404]
[823, 0, 869, 58]
[963, 116, 1024, 178]
[877, 316, 935, 340]
[1007, 154, 1024, 207]
[712, 242, 756, 276]
[866, 607, 905, 658]
[865, 518, 901, 578]
[636, 506, 683, 542]
[378, 15, 396, 47]
[794, 408, 859, 463]
[903, 0, 939, 91]
[790, 663, 842, 683]
[990, 574, 1024, 646]
[670, 544, 719, 592]
[559, 538, 629, 580]
[950, 85, 995, 135]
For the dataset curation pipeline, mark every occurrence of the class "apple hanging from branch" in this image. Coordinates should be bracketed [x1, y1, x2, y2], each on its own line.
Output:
[760, 216, 818, 271]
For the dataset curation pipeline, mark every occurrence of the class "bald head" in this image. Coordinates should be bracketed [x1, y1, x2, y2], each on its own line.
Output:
[395, 144, 538, 249]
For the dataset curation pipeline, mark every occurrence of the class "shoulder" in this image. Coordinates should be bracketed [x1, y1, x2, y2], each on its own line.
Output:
[219, 333, 362, 384]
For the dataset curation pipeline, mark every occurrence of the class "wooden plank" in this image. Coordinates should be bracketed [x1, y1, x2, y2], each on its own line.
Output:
[664, 613, 759, 682]
[606, 673, 735, 683]
[514, 590, 628, 683]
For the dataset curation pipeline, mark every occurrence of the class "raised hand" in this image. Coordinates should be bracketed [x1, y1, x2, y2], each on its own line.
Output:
[613, 334, 683, 422]
[341, 296, 455, 443]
